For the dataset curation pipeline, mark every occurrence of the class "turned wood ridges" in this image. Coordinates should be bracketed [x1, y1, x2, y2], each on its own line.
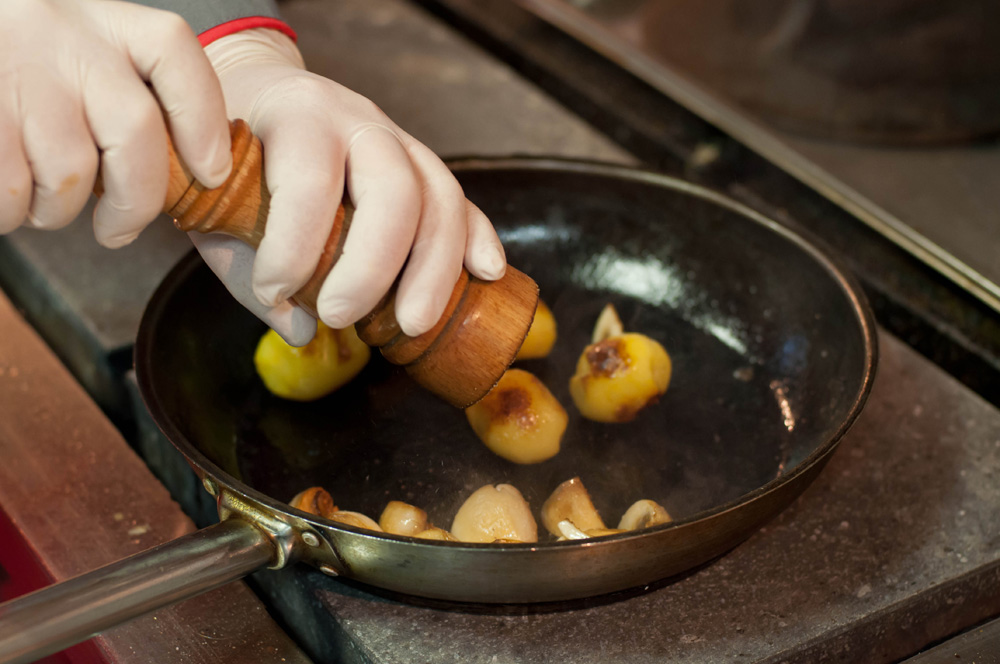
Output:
[161, 119, 538, 407]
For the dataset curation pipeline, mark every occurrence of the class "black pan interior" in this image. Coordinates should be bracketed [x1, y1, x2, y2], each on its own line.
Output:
[138, 161, 873, 534]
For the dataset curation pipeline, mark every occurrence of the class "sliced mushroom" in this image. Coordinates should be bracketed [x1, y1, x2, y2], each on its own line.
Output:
[379, 500, 429, 536]
[618, 499, 672, 531]
[451, 484, 538, 543]
[541, 477, 605, 537]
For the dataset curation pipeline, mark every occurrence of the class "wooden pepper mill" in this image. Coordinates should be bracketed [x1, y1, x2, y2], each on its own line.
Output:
[158, 119, 538, 408]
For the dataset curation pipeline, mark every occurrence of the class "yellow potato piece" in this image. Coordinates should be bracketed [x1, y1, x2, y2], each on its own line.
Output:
[465, 368, 568, 464]
[569, 333, 671, 422]
[254, 322, 371, 401]
[516, 299, 558, 360]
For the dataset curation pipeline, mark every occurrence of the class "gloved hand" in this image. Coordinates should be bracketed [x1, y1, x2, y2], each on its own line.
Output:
[198, 28, 508, 346]
[0, 0, 232, 243]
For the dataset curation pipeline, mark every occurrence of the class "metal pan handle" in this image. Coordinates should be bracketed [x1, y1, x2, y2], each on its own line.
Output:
[0, 519, 275, 664]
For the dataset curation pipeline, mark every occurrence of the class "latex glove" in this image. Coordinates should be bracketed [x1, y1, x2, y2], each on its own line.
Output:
[201, 28, 508, 343]
[0, 0, 232, 244]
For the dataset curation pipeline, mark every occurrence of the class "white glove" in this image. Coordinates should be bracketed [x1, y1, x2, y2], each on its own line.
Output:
[0, 0, 232, 244]
[200, 28, 508, 342]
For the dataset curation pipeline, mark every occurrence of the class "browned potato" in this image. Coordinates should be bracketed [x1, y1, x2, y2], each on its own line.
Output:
[465, 368, 568, 464]
[570, 304, 672, 423]
[451, 484, 538, 543]
[516, 299, 557, 360]
[569, 334, 671, 423]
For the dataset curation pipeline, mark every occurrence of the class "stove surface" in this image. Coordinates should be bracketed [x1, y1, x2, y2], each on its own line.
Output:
[515, 0, 1000, 313]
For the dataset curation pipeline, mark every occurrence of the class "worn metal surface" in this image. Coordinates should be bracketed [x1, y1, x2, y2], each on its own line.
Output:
[514, 0, 1000, 315]
[298, 332, 1000, 663]
[0, 289, 312, 664]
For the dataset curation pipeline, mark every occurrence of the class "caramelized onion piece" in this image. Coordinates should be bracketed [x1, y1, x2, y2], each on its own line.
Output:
[327, 510, 383, 532]
[451, 484, 538, 543]
[289, 487, 337, 518]
[540, 477, 605, 537]
[618, 499, 672, 531]
[379, 500, 429, 536]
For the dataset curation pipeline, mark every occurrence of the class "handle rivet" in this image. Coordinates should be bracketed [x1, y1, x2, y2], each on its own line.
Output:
[302, 532, 321, 547]
[202, 478, 218, 496]
[319, 565, 339, 577]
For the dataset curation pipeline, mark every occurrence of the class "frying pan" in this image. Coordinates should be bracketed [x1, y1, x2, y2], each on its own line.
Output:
[0, 158, 876, 664]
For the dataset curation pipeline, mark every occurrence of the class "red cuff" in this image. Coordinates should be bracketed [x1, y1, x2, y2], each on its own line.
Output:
[198, 17, 297, 47]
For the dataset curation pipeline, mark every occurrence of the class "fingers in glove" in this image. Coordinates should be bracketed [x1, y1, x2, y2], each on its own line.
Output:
[463, 200, 506, 281]
[317, 125, 421, 332]
[190, 232, 317, 346]
[83, 60, 170, 249]
[17, 69, 98, 231]
[393, 140, 468, 335]
[250, 116, 345, 307]
[90, 2, 231, 188]
[0, 110, 32, 234]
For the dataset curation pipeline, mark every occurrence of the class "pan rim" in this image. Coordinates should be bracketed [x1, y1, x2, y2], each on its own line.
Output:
[135, 156, 878, 550]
